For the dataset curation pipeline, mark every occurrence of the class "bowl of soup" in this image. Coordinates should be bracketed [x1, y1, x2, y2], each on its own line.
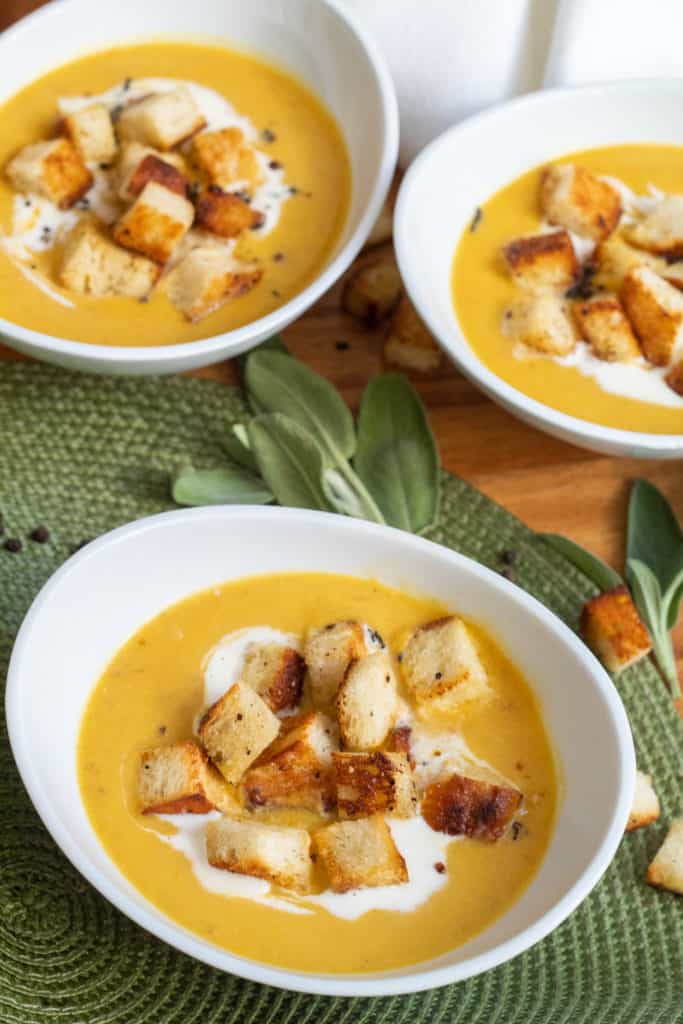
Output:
[395, 81, 683, 457]
[6, 506, 634, 995]
[0, 0, 398, 374]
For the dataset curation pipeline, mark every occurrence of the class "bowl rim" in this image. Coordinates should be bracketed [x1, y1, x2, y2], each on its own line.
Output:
[394, 78, 683, 455]
[0, 0, 399, 368]
[6, 505, 635, 997]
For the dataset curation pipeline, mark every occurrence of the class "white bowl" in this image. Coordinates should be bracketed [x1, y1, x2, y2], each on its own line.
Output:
[0, 0, 398, 375]
[7, 506, 634, 996]
[395, 80, 683, 458]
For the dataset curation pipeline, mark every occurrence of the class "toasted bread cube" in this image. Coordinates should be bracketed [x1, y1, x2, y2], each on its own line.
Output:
[304, 621, 366, 707]
[6, 138, 92, 209]
[116, 141, 186, 201]
[387, 724, 414, 765]
[195, 189, 264, 238]
[138, 740, 238, 815]
[206, 816, 313, 893]
[625, 196, 683, 258]
[646, 818, 683, 895]
[594, 233, 663, 291]
[334, 752, 417, 819]
[574, 295, 642, 362]
[125, 154, 188, 200]
[662, 261, 683, 292]
[313, 815, 408, 892]
[243, 711, 338, 813]
[59, 219, 160, 299]
[113, 181, 194, 264]
[193, 127, 263, 192]
[401, 616, 489, 716]
[63, 103, 117, 163]
[117, 87, 205, 150]
[336, 651, 398, 751]
[241, 643, 304, 712]
[541, 164, 621, 242]
[502, 293, 577, 356]
[342, 260, 403, 327]
[580, 584, 652, 673]
[621, 266, 683, 366]
[197, 682, 280, 784]
[422, 772, 522, 840]
[626, 770, 660, 832]
[384, 295, 442, 373]
[166, 246, 262, 322]
[502, 230, 578, 292]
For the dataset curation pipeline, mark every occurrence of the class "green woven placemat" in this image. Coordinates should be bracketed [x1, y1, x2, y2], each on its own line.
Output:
[0, 361, 681, 1024]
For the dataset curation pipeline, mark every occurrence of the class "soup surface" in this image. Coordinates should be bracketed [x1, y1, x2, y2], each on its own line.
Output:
[78, 572, 557, 973]
[0, 42, 350, 346]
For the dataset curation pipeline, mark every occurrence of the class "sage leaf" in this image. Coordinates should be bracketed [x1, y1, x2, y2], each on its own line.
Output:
[539, 533, 623, 592]
[247, 412, 331, 512]
[322, 467, 385, 523]
[627, 558, 680, 697]
[354, 374, 440, 533]
[172, 464, 273, 506]
[628, 479, 683, 627]
[238, 332, 288, 372]
[223, 423, 258, 471]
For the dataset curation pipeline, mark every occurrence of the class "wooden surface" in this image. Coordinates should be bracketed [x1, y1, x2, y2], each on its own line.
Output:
[3, 1, 683, 704]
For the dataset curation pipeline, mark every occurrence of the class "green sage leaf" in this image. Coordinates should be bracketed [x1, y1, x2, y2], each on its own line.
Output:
[627, 479, 683, 626]
[171, 464, 273, 506]
[322, 467, 385, 523]
[223, 423, 258, 471]
[247, 412, 331, 511]
[627, 558, 679, 697]
[237, 333, 288, 371]
[539, 533, 623, 592]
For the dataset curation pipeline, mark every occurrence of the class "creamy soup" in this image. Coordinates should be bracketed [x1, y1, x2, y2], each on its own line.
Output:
[0, 42, 350, 346]
[78, 572, 557, 973]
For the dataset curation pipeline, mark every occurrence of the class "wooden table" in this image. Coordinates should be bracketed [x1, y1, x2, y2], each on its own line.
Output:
[3, 1, 683, 702]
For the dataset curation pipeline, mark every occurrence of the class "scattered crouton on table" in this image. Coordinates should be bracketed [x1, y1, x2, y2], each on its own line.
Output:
[166, 245, 262, 322]
[400, 615, 489, 716]
[117, 86, 206, 150]
[197, 681, 280, 784]
[626, 770, 660, 832]
[646, 818, 683, 895]
[580, 584, 652, 673]
[384, 295, 442, 372]
[334, 751, 417, 819]
[502, 293, 577, 357]
[304, 621, 366, 708]
[621, 265, 683, 366]
[501, 230, 578, 292]
[138, 740, 238, 815]
[206, 816, 313, 893]
[336, 650, 398, 750]
[421, 772, 522, 840]
[6, 138, 93, 209]
[313, 815, 408, 892]
[342, 260, 403, 326]
[541, 163, 621, 241]
[59, 219, 160, 299]
[574, 294, 642, 362]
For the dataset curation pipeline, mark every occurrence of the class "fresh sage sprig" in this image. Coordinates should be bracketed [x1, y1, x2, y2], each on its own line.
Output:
[539, 533, 624, 592]
[172, 464, 273, 506]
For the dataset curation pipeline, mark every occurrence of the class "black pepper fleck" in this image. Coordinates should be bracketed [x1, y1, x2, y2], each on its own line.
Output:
[4, 538, 22, 553]
[24, 198, 31, 207]
[335, 340, 350, 351]
[261, 128, 277, 143]
[30, 525, 50, 544]
[289, 186, 299, 196]
[208, 183, 224, 195]
[435, 671, 442, 680]
[272, 252, 285, 263]
[500, 549, 517, 566]
[158, 725, 167, 735]
[268, 160, 282, 170]
[99, 162, 112, 171]
[123, 77, 133, 92]
[434, 861, 446, 874]
[271, 289, 281, 298]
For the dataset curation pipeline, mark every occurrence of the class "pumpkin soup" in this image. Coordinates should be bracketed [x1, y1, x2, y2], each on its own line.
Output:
[78, 572, 557, 973]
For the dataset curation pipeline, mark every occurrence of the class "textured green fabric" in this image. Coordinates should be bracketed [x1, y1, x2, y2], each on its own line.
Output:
[0, 361, 681, 1024]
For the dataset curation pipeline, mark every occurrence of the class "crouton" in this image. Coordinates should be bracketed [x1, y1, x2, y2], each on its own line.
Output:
[665, 359, 683, 396]
[113, 181, 194, 264]
[206, 816, 313, 893]
[541, 163, 621, 242]
[501, 230, 578, 292]
[662, 261, 683, 292]
[336, 651, 398, 751]
[63, 103, 117, 163]
[242, 711, 337, 814]
[59, 219, 160, 299]
[193, 127, 263, 192]
[625, 196, 683, 258]
[117, 86, 206, 150]
[241, 643, 304, 712]
[125, 154, 189, 200]
[313, 815, 408, 892]
[116, 141, 186, 201]
[386, 725, 414, 765]
[365, 195, 393, 248]
[197, 681, 280, 784]
[594, 233, 663, 291]
[626, 770, 660, 832]
[195, 189, 264, 238]
[646, 818, 683, 895]
[138, 740, 238, 815]
[580, 584, 652, 674]
[165, 245, 262, 322]
[573, 295, 642, 362]
[400, 616, 489, 717]
[422, 772, 522, 840]
[621, 266, 683, 366]
[334, 752, 417, 819]
[6, 138, 92, 209]
[304, 621, 366, 707]
[384, 295, 442, 373]
[342, 260, 403, 326]
[502, 292, 577, 357]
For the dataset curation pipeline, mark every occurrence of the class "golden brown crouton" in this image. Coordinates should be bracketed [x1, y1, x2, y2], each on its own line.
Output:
[400, 616, 489, 717]
[594, 233, 663, 291]
[195, 189, 264, 238]
[334, 752, 417, 819]
[422, 772, 522, 840]
[165, 246, 262, 322]
[386, 725, 414, 765]
[243, 711, 338, 814]
[304, 621, 367, 707]
[573, 295, 642, 362]
[59, 219, 160, 299]
[206, 816, 313, 893]
[313, 815, 408, 892]
[63, 103, 117, 163]
[113, 181, 194, 264]
[126, 154, 189, 200]
[621, 265, 683, 366]
[662, 261, 683, 291]
[116, 141, 186, 202]
[646, 818, 683, 895]
[6, 138, 93, 209]
[384, 295, 442, 373]
[117, 87, 206, 150]
[580, 585, 652, 674]
[541, 164, 621, 242]
[197, 681, 280, 784]
[626, 770, 661, 832]
[502, 230, 579, 292]
[502, 293, 577, 356]
[342, 260, 403, 327]
[241, 643, 304, 712]
[138, 740, 238, 815]
[625, 196, 683, 258]
[336, 651, 398, 751]
[193, 127, 263, 192]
